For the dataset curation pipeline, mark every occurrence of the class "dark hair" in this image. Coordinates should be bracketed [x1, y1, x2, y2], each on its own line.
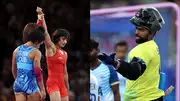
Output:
[90, 38, 99, 51]
[52, 29, 70, 44]
[23, 23, 45, 43]
[27, 27, 45, 43]
[114, 41, 128, 51]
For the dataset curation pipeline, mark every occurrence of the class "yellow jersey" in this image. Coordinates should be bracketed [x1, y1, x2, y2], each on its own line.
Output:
[124, 40, 164, 101]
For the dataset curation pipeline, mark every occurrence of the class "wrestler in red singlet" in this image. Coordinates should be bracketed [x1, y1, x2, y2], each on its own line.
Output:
[46, 48, 67, 97]
[36, 7, 70, 101]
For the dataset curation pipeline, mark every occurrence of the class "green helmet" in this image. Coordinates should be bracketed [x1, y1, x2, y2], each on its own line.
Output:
[130, 7, 165, 34]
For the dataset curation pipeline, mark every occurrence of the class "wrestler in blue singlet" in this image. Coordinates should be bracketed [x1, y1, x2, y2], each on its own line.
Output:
[13, 45, 39, 95]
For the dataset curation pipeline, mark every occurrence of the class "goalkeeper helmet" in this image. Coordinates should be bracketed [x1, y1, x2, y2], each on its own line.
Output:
[130, 7, 165, 34]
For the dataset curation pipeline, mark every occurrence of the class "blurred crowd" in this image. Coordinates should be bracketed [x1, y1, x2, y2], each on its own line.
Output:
[0, 0, 89, 101]
[91, 0, 180, 9]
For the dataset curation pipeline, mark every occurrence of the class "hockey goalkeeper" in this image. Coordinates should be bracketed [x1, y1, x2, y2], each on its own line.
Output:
[98, 7, 165, 101]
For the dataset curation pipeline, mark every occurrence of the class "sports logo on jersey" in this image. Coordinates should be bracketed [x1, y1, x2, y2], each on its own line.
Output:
[58, 57, 63, 60]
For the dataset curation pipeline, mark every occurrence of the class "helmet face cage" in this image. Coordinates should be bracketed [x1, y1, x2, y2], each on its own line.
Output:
[130, 7, 165, 34]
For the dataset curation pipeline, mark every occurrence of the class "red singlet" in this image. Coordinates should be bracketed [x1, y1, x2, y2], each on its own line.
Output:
[46, 48, 68, 97]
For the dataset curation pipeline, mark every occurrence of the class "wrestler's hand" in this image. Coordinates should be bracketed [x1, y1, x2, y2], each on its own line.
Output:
[36, 7, 44, 20]
[39, 89, 46, 101]
[36, 6, 43, 15]
[66, 82, 70, 90]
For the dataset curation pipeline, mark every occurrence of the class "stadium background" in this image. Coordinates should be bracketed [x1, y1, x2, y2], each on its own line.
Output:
[90, 0, 180, 101]
[0, 0, 89, 101]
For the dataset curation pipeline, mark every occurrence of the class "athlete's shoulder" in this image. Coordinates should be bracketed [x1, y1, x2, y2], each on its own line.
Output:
[130, 40, 158, 54]
[100, 62, 109, 66]
[141, 40, 158, 49]
[92, 62, 109, 73]
[58, 49, 66, 54]
[144, 40, 159, 54]
[14, 44, 25, 53]
[98, 62, 110, 69]
[62, 49, 67, 53]
[14, 45, 20, 51]
[101, 63, 117, 74]
[30, 48, 41, 57]
[128, 40, 159, 63]
[13, 45, 21, 56]
[64, 50, 67, 57]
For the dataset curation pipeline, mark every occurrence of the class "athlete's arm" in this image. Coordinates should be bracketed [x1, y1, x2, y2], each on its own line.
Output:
[98, 53, 146, 80]
[12, 48, 18, 79]
[64, 52, 69, 90]
[109, 67, 120, 101]
[33, 49, 46, 100]
[36, 7, 56, 51]
[112, 85, 120, 101]
[115, 57, 146, 80]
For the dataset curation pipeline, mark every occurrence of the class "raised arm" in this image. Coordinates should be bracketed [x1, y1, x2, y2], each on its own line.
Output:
[36, 7, 55, 49]
[98, 53, 146, 80]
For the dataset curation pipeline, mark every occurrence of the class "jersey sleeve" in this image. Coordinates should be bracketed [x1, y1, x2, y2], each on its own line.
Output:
[108, 66, 119, 86]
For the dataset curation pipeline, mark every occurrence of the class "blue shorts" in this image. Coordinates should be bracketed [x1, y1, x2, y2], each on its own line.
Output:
[13, 69, 40, 95]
